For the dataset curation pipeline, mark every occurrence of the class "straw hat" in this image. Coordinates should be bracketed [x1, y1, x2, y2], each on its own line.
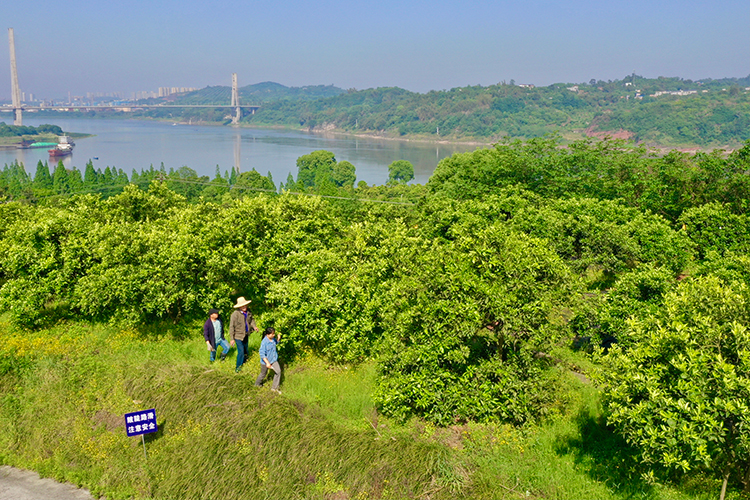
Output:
[233, 297, 252, 308]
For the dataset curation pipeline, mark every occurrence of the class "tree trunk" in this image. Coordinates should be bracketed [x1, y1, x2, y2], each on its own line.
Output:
[720, 472, 729, 500]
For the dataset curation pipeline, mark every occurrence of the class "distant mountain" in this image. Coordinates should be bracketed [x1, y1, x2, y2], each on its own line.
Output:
[159, 82, 345, 105]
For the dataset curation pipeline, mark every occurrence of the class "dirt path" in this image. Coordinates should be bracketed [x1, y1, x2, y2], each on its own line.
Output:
[0, 466, 95, 500]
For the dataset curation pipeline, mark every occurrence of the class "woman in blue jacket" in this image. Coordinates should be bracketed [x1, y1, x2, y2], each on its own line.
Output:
[255, 327, 281, 393]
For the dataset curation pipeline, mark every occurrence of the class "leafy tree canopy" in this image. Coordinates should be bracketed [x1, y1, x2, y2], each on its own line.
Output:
[387, 160, 414, 185]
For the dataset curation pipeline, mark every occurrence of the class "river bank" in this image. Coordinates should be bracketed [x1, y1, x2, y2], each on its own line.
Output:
[153, 118, 737, 153]
[0, 132, 93, 150]
[0, 133, 61, 150]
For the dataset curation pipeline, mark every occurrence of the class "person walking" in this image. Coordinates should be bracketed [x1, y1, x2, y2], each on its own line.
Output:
[229, 296, 258, 373]
[203, 308, 230, 363]
[255, 327, 282, 393]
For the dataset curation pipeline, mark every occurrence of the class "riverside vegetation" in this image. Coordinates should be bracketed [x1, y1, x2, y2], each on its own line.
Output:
[0, 123, 65, 147]
[146, 75, 749, 148]
[30, 75, 750, 148]
[0, 136, 749, 499]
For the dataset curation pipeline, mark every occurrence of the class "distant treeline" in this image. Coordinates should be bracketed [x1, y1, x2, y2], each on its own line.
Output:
[0, 159, 277, 202]
[0, 123, 63, 138]
[0, 151, 411, 204]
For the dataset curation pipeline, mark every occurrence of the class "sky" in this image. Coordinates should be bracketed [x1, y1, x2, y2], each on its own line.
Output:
[2, 0, 749, 100]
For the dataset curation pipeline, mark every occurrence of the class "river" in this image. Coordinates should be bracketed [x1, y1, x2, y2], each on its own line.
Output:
[1, 117, 484, 185]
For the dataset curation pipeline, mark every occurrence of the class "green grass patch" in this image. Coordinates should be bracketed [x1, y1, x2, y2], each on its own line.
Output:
[0, 317, 741, 499]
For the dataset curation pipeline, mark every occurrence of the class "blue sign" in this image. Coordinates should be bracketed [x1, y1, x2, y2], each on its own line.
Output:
[125, 409, 158, 437]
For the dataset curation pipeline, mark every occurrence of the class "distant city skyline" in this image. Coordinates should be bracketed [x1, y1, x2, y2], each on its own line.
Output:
[2, 0, 749, 101]
[12, 87, 200, 104]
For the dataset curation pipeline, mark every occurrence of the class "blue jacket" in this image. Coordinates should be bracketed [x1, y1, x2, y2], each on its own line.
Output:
[259, 337, 278, 365]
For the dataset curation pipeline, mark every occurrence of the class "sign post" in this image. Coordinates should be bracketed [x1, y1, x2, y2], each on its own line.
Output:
[124, 409, 158, 459]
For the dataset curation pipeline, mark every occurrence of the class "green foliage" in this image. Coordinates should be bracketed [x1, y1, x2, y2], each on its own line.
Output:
[679, 203, 750, 259]
[0, 317, 725, 499]
[697, 251, 750, 289]
[52, 161, 70, 194]
[0, 160, 32, 200]
[0, 122, 63, 137]
[573, 265, 678, 350]
[332, 160, 357, 188]
[427, 136, 750, 222]
[3, 133, 750, 497]
[33, 161, 53, 190]
[0, 324, 455, 500]
[1, 136, 750, 494]
[239, 75, 750, 147]
[387, 159, 414, 185]
[600, 276, 750, 491]
[592, 93, 750, 146]
[162, 81, 345, 105]
[296, 150, 337, 188]
[374, 223, 571, 425]
[508, 196, 692, 275]
[231, 168, 277, 195]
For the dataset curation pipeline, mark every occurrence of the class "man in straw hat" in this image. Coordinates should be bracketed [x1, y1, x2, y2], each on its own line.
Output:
[229, 296, 258, 373]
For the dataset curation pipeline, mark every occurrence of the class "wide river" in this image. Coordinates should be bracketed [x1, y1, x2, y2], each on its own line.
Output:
[1, 117, 484, 185]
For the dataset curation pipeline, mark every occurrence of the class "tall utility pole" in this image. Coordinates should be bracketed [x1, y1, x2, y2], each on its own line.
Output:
[233, 133, 241, 174]
[231, 73, 240, 125]
[8, 28, 22, 126]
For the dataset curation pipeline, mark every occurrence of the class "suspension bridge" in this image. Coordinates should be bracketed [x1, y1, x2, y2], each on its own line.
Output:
[5, 28, 259, 126]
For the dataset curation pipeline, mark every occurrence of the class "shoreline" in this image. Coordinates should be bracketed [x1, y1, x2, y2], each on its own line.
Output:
[16, 112, 741, 153]
[165, 118, 496, 147]
[161, 119, 738, 152]
[234, 121, 496, 147]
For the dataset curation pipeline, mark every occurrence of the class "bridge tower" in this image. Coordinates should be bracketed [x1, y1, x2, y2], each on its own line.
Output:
[8, 28, 22, 126]
[231, 73, 240, 125]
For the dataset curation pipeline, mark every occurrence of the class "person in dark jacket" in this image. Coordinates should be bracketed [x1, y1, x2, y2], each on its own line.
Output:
[203, 308, 230, 362]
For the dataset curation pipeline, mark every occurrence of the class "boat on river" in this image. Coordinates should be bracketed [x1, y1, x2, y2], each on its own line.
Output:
[48, 135, 75, 157]
[48, 143, 73, 157]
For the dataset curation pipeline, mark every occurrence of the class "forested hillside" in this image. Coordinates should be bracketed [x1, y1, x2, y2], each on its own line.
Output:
[133, 74, 750, 148]
[1, 139, 749, 499]
[242, 75, 750, 147]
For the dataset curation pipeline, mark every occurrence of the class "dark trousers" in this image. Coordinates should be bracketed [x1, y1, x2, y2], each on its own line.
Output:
[235, 337, 249, 370]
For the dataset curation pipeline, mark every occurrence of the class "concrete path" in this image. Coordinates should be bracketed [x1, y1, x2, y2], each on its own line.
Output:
[0, 466, 95, 500]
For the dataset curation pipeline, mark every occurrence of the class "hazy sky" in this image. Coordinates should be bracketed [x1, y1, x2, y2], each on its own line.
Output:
[2, 0, 749, 100]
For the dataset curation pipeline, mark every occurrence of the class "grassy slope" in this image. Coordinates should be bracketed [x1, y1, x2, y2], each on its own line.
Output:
[0, 317, 732, 500]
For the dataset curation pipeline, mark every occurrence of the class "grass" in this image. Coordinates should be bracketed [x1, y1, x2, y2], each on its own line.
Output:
[0, 316, 743, 499]
[0, 133, 60, 147]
